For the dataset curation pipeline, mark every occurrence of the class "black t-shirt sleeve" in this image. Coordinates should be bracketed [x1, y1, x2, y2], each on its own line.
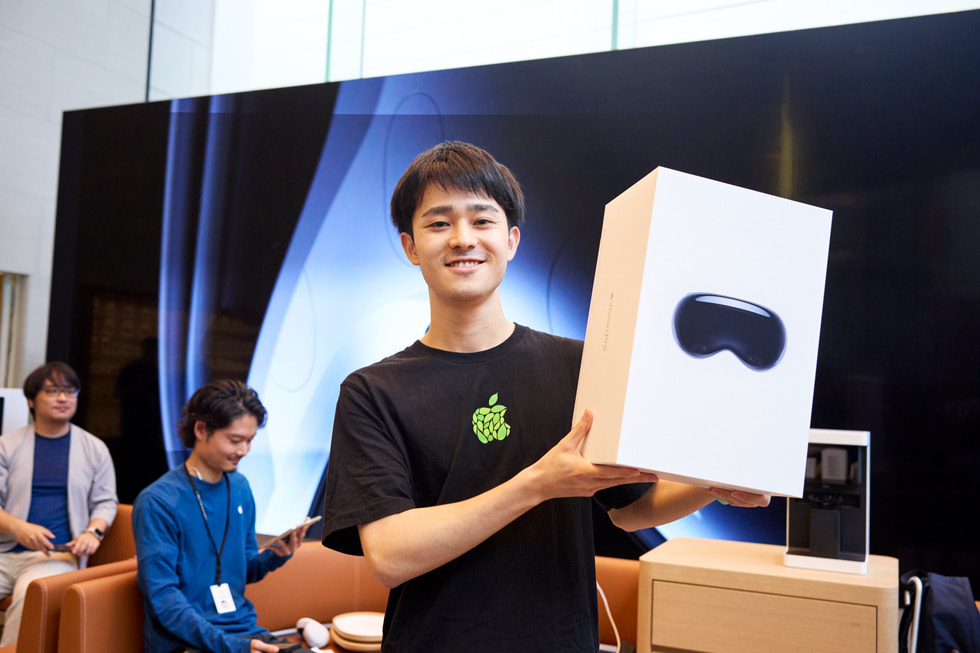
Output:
[320, 377, 417, 555]
[593, 481, 654, 511]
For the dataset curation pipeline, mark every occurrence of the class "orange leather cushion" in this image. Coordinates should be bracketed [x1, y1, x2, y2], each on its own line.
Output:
[15, 558, 137, 653]
[87, 504, 135, 568]
[57, 570, 141, 653]
[246, 540, 388, 631]
[596, 556, 640, 646]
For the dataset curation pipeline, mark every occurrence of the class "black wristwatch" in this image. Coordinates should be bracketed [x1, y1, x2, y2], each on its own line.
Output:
[85, 527, 104, 541]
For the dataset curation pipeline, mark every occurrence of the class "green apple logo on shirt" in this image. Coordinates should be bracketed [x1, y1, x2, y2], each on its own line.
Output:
[472, 393, 511, 443]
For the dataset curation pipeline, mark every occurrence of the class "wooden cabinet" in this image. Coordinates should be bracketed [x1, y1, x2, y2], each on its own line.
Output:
[638, 537, 898, 652]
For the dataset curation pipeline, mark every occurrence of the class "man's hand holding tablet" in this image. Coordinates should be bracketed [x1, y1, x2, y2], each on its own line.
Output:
[260, 515, 321, 555]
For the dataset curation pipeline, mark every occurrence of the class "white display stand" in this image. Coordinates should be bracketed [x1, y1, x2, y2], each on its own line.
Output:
[0, 388, 29, 434]
[784, 428, 871, 574]
[575, 167, 833, 497]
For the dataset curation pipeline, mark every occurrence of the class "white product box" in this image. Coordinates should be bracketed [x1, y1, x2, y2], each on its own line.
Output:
[575, 167, 832, 497]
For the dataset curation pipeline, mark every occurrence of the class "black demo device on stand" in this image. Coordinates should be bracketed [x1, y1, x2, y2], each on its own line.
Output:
[785, 428, 870, 574]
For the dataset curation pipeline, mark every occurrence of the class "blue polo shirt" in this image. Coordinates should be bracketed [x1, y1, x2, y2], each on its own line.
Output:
[12, 432, 72, 551]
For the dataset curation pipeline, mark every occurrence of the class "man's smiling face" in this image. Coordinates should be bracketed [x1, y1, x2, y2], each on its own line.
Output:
[29, 374, 78, 428]
[401, 184, 520, 308]
[193, 413, 258, 479]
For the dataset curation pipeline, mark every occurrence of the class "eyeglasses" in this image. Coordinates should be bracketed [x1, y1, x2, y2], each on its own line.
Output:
[41, 386, 80, 397]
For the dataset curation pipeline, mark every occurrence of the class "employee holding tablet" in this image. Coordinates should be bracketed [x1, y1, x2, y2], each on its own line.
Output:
[134, 380, 315, 653]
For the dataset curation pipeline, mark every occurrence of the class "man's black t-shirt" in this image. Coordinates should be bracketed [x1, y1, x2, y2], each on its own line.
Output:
[321, 325, 649, 652]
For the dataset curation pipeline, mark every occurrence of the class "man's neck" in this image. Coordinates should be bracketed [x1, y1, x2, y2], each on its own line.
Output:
[184, 452, 222, 483]
[34, 419, 70, 438]
[421, 295, 515, 353]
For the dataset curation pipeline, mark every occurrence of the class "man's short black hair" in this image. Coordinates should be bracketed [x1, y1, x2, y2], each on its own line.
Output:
[390, 141, 526, 237]
[177, 379, 268, 449]
[23, 362, 80, 417]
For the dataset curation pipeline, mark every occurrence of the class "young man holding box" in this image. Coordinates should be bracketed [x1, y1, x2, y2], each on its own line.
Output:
[321, 141, 769, 651]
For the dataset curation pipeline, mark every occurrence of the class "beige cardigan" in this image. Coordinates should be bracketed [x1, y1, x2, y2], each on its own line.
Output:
[0, 424, 118, 557]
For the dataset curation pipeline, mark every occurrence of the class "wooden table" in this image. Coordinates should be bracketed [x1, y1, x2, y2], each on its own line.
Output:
[638, 537, 899, 652]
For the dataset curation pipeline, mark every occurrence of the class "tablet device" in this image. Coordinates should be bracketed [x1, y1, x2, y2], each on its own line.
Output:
[257, 515, 321, 549]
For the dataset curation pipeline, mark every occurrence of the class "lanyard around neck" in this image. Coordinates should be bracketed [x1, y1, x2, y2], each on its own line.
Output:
[183, 464, 231, 585]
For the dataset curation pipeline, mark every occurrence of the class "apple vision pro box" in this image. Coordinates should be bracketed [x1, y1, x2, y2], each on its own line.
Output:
[575, 167, 832, 498]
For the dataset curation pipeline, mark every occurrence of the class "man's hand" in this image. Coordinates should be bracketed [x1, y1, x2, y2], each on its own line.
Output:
[265, 518, 316, 557]
[68, 530, 102, 557]
[524, 410, 658, 503]
[13, 520, 57, 555]
[708, 487, 771, 508]
[249, 639, 280, 652]
[608, 480, 770, 532]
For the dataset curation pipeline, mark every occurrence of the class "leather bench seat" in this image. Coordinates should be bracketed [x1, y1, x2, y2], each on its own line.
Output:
[0, 505, 135, 653]
[53, 541, 643, 652]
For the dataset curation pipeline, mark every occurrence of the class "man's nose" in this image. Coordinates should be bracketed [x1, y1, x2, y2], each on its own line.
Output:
[449, 223, 476, 248]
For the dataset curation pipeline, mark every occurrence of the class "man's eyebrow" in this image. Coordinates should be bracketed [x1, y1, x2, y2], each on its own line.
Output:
[419, 201, 501, 218]
[468, 201, 501, 214]
[419, 204, 453, 218]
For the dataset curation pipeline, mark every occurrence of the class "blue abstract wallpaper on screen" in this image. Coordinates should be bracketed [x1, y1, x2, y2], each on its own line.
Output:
[51, 10, 980, 573]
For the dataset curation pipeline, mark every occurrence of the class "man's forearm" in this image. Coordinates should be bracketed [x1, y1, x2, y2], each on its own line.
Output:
[607, 480, 714, 531]
[358, 465, 544, 589]
[358, 409, 656, 588]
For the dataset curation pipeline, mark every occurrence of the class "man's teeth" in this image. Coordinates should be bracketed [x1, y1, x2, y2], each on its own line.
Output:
[449, 261, 479, 267]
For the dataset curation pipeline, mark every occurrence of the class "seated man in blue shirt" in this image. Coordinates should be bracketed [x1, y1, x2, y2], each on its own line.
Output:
[0, 361, 118, 646]
[134, 380, 315, 653]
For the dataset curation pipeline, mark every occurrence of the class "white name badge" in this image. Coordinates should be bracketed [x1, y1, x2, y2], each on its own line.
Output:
[210, 583, 236, 614]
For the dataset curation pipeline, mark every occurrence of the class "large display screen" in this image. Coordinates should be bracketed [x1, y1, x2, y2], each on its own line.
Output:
[51, 10, 980, 584]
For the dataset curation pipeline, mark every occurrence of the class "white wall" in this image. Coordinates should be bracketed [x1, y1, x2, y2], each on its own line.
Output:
[209, 0, 327, 95]
[0, 0, 151, 383]
[208, 0, 980, 90]
[622, 0, 980, 47]
[148, 0, 215, 100]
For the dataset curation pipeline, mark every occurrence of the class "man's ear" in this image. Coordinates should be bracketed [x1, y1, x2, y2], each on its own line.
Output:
[193, 420, 210, 443]
[507, 226, 521, 261]
[400, 232, 420, 266]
